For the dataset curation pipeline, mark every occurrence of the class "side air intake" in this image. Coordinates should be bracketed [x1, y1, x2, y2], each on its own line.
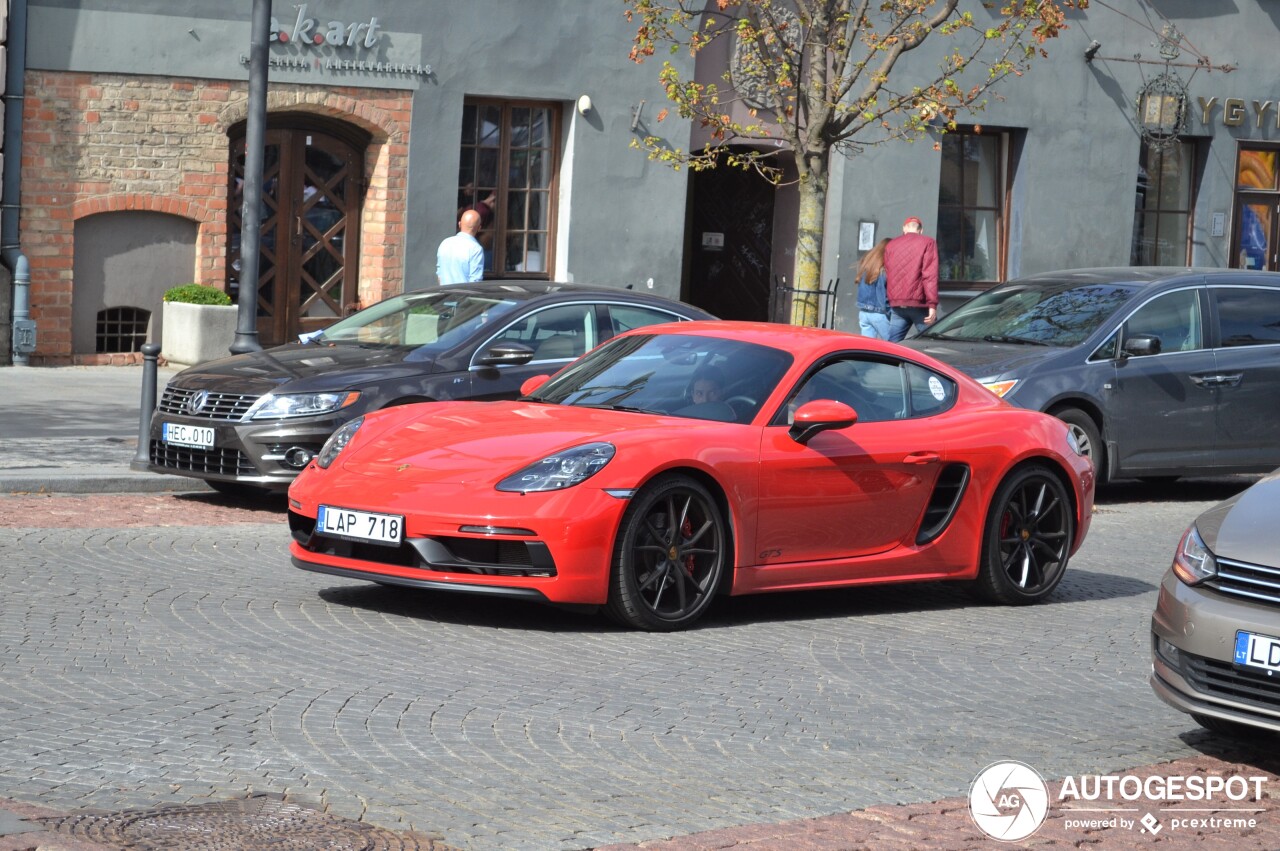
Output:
[916, 464, 971, 545]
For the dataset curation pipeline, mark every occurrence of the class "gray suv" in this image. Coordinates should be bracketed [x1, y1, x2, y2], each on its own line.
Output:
[903, 267, 1280, 484]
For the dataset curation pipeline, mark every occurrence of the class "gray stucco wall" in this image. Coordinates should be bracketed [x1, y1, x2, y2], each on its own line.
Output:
[27, 0, 695, 302]
[829, 1, 1280, 318]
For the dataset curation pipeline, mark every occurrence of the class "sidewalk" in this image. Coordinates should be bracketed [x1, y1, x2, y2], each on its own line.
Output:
[0, 363, 203, 495]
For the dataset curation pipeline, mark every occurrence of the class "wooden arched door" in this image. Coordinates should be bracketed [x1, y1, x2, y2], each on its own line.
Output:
[229, 122, 365, 346]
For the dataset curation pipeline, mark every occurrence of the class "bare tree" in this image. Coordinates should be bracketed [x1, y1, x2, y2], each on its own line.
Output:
[625, 0, 1086, 325]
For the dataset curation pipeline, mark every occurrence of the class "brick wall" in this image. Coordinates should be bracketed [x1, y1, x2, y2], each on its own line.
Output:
[20, 71, 411, 364]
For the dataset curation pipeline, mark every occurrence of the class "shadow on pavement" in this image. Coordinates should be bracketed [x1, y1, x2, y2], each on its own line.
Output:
[1096, 475, 1261, 506]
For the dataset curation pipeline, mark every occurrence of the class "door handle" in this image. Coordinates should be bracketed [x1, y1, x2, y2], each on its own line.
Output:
[903, 452, 940, 465]
[1218, 372, 1243, 387]
[1189, 373, 1225, 387]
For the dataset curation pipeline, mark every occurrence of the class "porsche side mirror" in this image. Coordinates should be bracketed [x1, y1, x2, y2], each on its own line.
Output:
[1121, 334, 1161, 359]
[520, 374, 552, 397]
[788, 399, 858, 445]
[478, 341, 535, 367]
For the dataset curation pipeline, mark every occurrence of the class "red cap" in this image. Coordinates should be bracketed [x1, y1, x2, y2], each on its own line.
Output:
[904, 216, 923, 228]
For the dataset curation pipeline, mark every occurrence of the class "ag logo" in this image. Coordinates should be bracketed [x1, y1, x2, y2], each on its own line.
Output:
[968, 760, 1050, 842]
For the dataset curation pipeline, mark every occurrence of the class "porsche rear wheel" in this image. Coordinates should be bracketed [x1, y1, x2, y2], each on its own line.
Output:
[606, 475, 726, 631]
[974, 465, 1073, 604]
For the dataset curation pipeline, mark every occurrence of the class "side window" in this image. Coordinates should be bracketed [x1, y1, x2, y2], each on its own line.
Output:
[1213, 287, 1280, 347]
[497, 305, 595, 361]
[905, 363, 957, 417]
[603, 304, 684, 337]
[774, 358, 908, 425]
[1124, 289, 1202, 354]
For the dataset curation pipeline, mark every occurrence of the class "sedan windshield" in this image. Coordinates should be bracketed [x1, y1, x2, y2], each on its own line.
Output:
[531, 333, 793, 423]
[316, 291, 518, 350]
[922, 281, 1140, 347]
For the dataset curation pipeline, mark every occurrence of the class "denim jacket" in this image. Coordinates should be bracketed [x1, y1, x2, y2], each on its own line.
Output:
[856, 270, 889, 315]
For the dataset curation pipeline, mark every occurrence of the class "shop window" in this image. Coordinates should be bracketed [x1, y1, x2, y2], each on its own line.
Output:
[457, 100, 559, 278]
[1131, 141, 1197, 265]
[1230, 144, 1280, 271]
[937, 129, 1008, 287]
[96, 307, 150, 354]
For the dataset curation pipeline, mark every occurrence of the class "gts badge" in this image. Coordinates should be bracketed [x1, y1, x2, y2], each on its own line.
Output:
[758, 548, 782, 560]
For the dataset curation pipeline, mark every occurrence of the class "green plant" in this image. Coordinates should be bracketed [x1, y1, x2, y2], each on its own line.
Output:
[163, 284, 232, 306]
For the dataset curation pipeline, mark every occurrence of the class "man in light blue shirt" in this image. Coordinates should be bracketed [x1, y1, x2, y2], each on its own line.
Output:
[436, 208, 484, 285]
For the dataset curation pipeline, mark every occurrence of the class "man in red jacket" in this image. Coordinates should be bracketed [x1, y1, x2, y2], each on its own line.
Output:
[884, 216, 939, 342]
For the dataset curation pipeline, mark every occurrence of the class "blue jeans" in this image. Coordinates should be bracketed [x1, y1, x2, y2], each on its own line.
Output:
[888, 306, 929, 342]
[859, 311, 891, 340]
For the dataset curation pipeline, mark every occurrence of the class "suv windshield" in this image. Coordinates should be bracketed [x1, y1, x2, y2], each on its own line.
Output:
[922, 281, 1140, 347]
[317, 291, 518, 350]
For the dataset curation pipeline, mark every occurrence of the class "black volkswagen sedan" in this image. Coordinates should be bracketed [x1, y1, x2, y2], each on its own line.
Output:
[902, 267, 1280, 484]
[148, 282, 713, 494]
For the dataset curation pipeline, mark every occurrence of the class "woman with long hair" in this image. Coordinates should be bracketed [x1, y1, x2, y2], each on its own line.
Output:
[855, 238, 892, 339]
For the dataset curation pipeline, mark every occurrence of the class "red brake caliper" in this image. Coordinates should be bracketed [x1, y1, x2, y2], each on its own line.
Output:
[682, 518, 695, 575]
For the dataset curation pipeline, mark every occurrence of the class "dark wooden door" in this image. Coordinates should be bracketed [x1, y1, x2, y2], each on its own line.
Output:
[688, 163, 775, 321]
[229, 128, 362, 346]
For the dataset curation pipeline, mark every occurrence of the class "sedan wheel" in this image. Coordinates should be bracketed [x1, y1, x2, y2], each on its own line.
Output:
[974, 465, 1074, 604]
[606, 475, 726, 631]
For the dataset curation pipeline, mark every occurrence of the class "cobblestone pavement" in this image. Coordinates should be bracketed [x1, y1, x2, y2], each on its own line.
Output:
[0, 484, 1274, 850]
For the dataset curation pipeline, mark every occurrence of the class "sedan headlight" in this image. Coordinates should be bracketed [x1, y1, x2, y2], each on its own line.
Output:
[248, 391, 361, 420]
[1171, 524, 1217, 586]
[496, 443, 615, 493]
[979, 378, 1019, 398]
[316, 416, 364, 469]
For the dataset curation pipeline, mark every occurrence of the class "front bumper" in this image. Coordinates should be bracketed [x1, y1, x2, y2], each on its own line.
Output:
[1149, 568, 1280, 733]
[147, 412, 350, 490]
[288, 472, 631, 605]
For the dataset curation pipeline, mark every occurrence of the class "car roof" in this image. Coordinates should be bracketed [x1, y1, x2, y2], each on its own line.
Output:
[637, 320, 906, 355]
[1008, 266, 1280, 288]
[400, 280, 711, 311]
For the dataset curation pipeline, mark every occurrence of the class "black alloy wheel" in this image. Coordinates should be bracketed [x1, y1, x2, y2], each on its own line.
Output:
[606, 474, 727, 631]
[974, 465, 1074, 604]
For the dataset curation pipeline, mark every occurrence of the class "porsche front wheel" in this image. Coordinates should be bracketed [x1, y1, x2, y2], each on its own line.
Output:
[974, 465, 1073, 604]
[606, 475, 727, 631]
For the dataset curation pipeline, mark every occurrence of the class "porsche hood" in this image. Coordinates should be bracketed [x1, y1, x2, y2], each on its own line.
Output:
[337, 401, 721, 484]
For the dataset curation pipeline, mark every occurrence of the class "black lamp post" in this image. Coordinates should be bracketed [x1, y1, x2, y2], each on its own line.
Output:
[230, 0, 270, 354]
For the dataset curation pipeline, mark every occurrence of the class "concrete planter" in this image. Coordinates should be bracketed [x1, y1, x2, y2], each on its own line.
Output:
[161, 301, 238, 367]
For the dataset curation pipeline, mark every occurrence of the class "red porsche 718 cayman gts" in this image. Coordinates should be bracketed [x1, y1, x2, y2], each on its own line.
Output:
[289, 321, 1095, 630]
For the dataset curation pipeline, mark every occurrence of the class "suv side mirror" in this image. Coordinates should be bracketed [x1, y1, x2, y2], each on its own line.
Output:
[477, 341, 535, 367]
[1121, 334, 1162, 358]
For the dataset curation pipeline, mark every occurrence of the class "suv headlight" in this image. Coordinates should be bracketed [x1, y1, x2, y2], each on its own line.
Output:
[316, 416, 364, 469]
[1171, 525, 1216, 585]
[979, 378, 1018, 398]
[248, 391, 361, 420]
[496, 443, 615, 493]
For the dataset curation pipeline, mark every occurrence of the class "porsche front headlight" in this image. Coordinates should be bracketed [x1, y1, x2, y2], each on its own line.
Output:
[316, 416, 364, 469]
[496, 443, 615, 493]
[248, 391, 361, 420]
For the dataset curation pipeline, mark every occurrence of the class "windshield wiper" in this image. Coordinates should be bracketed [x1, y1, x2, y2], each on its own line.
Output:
[983, 334, 1049, 346]
[577, 403, 663, 415]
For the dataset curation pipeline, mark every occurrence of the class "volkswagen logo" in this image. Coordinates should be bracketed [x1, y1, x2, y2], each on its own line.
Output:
[186, 390, 210, 415]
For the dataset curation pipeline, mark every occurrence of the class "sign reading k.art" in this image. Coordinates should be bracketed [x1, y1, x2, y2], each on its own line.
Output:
[271, 3, 382, 49]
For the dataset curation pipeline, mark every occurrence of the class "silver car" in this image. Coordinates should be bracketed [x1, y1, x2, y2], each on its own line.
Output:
[1150, 470, 1280, 735]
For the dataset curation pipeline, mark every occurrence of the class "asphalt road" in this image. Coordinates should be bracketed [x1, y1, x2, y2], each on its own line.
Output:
[0, 479, 1269, 850]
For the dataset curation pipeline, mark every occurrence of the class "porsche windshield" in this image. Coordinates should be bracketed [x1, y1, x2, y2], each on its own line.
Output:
[531, 333, 793, 423]
[317, 291, 517, 350]
[922, 281, 1140, 347]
